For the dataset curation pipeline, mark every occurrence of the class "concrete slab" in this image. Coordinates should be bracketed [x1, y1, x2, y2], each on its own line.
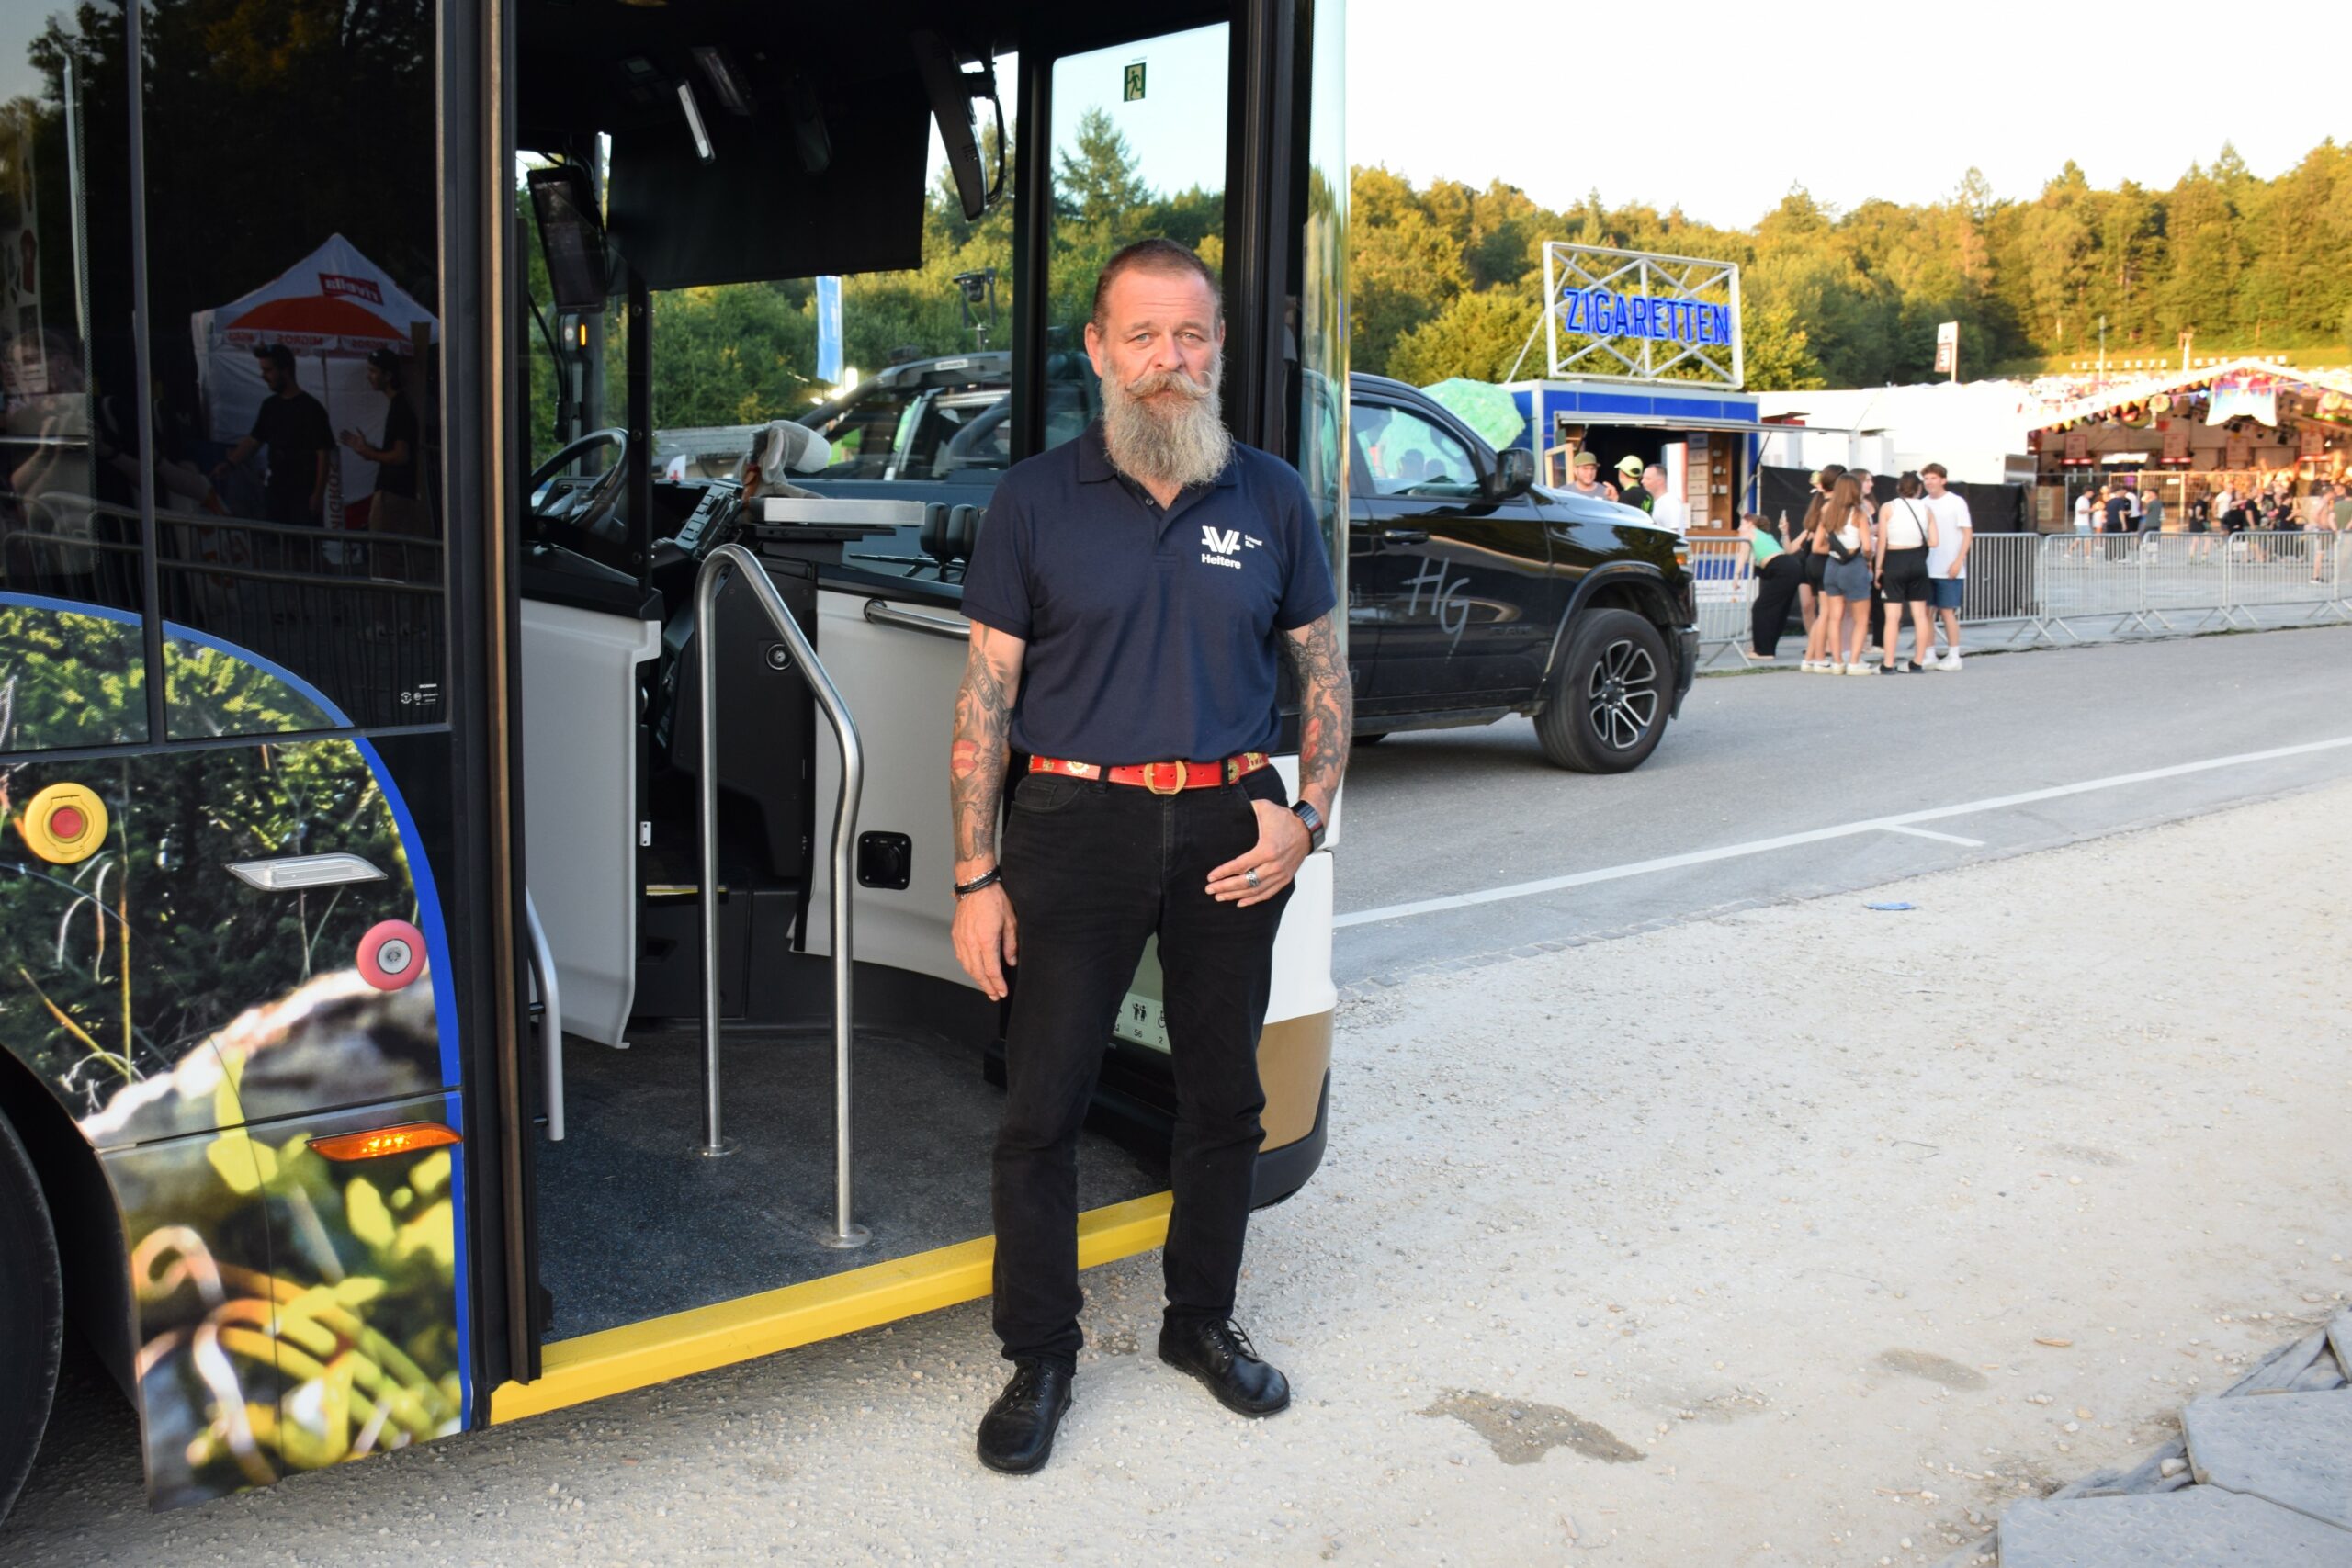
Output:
[1999, 1489, 2352, 1568]
[2328, 1310, 2352, 1379]
[2184, 1390, 2352, 1529]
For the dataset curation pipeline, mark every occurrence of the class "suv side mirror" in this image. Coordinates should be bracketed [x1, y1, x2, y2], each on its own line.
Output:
[1485, 447, 1534, 502]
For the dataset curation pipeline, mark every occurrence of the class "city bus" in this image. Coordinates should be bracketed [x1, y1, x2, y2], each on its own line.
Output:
[0, 0, 1346, 1516]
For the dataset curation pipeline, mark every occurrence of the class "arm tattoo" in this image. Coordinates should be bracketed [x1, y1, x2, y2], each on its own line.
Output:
[1284, 613, 1352, 817]
[950, 630, 1017, 873]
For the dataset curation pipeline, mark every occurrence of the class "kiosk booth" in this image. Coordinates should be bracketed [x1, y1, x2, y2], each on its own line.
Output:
[2023, 356, 2352, 529]
[1500, 241, 1769, 535]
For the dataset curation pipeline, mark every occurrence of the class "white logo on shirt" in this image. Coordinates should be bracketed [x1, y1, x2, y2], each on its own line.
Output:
[1201, 525, 1245, 570]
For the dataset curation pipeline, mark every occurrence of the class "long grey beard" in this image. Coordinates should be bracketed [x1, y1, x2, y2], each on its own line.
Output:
[1101, 366, 1232, 491]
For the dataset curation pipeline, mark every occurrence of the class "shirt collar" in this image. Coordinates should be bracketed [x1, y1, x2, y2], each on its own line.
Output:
[1077, 419, 1242, 493]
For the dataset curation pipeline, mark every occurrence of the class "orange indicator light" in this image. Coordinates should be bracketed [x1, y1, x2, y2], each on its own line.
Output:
[308, 1122, 462, 1162]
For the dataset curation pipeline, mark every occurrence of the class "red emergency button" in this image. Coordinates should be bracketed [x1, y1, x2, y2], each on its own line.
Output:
[357, 919, 427, 990]
[19, 783, 108, 864]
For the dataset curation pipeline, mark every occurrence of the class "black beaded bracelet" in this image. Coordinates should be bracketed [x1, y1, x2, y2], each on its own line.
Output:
[954, 868, 1002, 899]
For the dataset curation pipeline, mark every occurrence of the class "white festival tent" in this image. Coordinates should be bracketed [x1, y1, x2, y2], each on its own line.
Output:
[190, 233, 437, 525]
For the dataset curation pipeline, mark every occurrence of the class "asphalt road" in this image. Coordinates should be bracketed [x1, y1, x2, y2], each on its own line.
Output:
[1333, 625, 2352, 988]
[8, 623, 2351, 1554]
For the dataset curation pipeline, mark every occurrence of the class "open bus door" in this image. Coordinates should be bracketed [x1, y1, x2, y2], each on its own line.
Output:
[486, 0, 1351, 1426]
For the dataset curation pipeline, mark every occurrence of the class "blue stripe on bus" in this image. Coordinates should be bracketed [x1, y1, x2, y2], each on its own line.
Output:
[355, 736, 460, 1093]
[442, 1086, 473, 1429]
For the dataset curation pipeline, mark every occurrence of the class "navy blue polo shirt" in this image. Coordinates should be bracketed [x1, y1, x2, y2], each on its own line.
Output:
[959, 422, 1337, 766]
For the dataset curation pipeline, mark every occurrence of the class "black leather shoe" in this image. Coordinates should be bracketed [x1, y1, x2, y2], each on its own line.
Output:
[976, 1359, 1073, 1474]
[1158, 1316, 1291, 1416]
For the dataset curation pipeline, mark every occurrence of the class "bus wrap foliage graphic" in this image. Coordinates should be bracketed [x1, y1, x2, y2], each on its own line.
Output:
[0, 601, 459, 1507]
[98, 1031, 462, 1506]
[0, 601, 148, 751]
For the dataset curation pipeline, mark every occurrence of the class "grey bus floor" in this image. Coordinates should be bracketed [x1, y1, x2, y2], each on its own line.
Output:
[536, 1026, 1165, 1341]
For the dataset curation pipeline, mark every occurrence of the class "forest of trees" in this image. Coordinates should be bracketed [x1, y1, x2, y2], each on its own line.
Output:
[1358, 141, 2352, 391]
[530, 127, 2352, 442]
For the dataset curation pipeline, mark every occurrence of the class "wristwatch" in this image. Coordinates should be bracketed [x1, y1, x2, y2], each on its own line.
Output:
[1289, 799, 1326, 853]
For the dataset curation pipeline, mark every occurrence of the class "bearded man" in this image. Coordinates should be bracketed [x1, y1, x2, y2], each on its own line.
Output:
[949, 238, 1351, 1473]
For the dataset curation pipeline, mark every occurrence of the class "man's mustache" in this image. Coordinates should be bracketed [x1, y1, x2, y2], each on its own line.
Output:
[1124, 367, 1213, 401]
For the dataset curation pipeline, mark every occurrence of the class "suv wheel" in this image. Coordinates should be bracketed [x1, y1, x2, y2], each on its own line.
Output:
[0, 1113, 62, 1522]
[1534, 608, 1670, 773]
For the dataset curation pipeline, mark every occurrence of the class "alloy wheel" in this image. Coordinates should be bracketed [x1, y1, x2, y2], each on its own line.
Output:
[1585, 638, 1659, 750]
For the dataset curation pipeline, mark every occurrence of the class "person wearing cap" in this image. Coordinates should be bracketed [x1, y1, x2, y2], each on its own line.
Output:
[215, 342, 333, 526]
[950, 239, 1348, 1475]
[1614, 454, 1651, 513]
[340, 347, 422, 545]
[1565, 450, 1618, 502]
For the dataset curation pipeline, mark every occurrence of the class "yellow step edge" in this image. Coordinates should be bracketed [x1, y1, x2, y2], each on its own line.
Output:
[488, 1190, 1174, 1423]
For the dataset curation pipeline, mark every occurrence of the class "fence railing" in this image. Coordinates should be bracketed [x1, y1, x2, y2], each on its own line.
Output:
[3, 497, 445, 731]
[1692, 530, 2349, 669]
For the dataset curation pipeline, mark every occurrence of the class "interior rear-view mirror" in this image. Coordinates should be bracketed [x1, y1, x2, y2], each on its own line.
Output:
[1487, 446, 1534, 502]
[527, 164, 610, 311]
[912, 31, 1004, 221]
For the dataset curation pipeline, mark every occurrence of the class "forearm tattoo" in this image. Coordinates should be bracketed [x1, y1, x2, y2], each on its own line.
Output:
[950, 630, 1016, 871]
[1285, 613, 1352, 815]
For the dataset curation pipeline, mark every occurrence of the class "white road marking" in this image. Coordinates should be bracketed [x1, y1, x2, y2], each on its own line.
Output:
[1879, 825, 1985, 847]
[1334, 734, 2352, 929]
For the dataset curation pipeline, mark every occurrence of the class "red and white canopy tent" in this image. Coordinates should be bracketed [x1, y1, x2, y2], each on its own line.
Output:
[191, 234, 437, 524]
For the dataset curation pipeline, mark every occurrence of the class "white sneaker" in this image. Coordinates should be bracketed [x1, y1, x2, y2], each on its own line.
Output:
[1934, 650, 1963, 671]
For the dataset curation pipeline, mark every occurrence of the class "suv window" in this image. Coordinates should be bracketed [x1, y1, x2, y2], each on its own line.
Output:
[1354, 403, 1480, 500]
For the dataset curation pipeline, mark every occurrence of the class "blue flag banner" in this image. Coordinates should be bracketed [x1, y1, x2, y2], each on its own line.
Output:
[815, 276, 843, 383]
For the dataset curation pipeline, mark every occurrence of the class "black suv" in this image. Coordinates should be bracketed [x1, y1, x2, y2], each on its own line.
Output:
[1347, 374, 1696, 772]
[734, 360, 1697, 773]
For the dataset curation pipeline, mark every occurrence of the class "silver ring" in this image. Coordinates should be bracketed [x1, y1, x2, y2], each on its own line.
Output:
[1245, 868, 1261, 889]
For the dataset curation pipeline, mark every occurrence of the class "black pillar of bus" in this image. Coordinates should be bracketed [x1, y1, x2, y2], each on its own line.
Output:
[123, 0, 164, 744]
[1223, 0, 1297, 461]
[443, 0, 542, 1392]
[627, 270, 653, 587]
[1009, 52, 1051, 463]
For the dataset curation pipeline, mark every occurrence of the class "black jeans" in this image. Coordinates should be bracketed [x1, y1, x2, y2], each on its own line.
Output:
[1750, 552, 1804, 656]
[991, 767, 1293, 1370]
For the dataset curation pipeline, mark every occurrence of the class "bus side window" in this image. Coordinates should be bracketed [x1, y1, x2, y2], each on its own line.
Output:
[0, 0, 153, 750]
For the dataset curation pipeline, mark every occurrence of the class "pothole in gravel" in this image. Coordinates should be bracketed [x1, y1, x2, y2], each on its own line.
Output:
[1419, 1391, 1645, 1465]
[1876, 1349, 1992, 1391]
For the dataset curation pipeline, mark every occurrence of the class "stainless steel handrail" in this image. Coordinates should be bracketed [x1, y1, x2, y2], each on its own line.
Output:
[523, 888, 565, 1142]
[692, 543, 870, 1249]
[863, 599, 972, 642]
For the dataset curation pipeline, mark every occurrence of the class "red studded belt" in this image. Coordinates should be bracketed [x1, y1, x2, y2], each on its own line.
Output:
[1027, 751, 1272, 795]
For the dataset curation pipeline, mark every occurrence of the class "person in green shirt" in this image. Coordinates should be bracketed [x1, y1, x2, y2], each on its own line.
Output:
[1738, 510, 1804, 662]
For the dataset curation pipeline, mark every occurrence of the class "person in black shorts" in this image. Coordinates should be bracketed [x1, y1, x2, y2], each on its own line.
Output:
[1874, 472, 1939, 672]
[1797, 463, 1844, 641]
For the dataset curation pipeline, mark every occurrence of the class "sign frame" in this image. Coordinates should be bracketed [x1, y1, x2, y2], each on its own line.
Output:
[1541, 241, 1743, 389]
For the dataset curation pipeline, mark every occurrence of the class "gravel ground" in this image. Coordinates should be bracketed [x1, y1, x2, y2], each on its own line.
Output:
[10, 778, 2350, 1566]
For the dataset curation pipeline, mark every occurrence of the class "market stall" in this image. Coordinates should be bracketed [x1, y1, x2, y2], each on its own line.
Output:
[2023, 356, 2352, 529]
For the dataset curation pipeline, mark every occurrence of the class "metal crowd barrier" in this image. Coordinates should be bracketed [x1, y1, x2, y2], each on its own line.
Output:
[1693, 528, 2349, 667]
[1, 497, 446, 730]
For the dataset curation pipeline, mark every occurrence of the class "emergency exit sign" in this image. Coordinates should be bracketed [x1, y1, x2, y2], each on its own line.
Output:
[1123, 62, 1147, 100]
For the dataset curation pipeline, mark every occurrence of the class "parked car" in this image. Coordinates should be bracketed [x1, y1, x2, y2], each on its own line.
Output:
[688, 355, 1698, 772]
[1346, 374, 1696, 772]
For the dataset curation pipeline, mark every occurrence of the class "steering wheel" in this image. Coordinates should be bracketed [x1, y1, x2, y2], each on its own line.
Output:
[527, 427, 631, 538]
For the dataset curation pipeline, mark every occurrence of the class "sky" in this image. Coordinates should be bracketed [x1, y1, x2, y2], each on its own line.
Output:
[1347, 0, 2352, 228]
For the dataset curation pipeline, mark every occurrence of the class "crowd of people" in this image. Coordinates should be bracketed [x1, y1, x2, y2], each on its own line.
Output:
[1732, 461, 1973, 672]
[2067, 478, 2349, 573]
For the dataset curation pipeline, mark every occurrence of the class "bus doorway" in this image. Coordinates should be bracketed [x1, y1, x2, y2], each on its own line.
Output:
[495, 0, 1347, 1418]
